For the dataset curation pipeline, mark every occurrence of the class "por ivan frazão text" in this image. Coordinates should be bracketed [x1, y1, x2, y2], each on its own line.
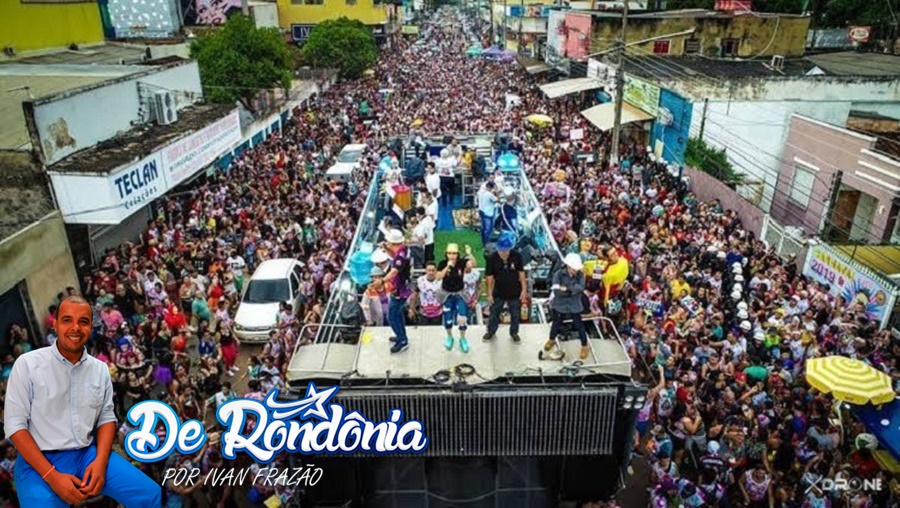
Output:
[164, 466, 324, 488]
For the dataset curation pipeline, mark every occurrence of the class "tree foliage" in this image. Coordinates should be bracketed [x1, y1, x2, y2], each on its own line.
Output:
[299, 17, 378, 79]
[686, 137, 745, 183]
[190, 15, 292, 113]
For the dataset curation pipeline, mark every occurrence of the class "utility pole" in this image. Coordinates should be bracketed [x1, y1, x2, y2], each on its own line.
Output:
[610, 0, 628, 165]
[517, 0, 523, 52]
[489, 0, 494, 45]
[502, 0, 507, 49]
[698, 98, 709, 141]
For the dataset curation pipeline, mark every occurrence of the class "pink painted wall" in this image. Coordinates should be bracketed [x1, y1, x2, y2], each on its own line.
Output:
[564, 12, 592, 59]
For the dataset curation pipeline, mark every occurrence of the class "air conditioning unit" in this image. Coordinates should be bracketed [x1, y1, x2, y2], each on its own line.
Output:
[152, 90, 178, 125]
[770, 55, 784, 70]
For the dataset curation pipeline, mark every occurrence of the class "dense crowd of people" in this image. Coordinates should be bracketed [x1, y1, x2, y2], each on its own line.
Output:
[1, 6, 898, 508]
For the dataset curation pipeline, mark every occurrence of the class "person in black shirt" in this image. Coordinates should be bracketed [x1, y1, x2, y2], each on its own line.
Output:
[436, 243, 475, 353]
[483, 232, 526, 343]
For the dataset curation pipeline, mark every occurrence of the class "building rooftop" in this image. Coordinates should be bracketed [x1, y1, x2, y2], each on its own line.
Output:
[806, 51, 900, 77]
[834, 245, 900, 278]
[48, 104, 236, 174]
[592, 8, 808, 19]
[0, 152, 54, 241]
[0, 64, 147, 150]
[623, 55, 818, 80]
[3, 43, 149, 66]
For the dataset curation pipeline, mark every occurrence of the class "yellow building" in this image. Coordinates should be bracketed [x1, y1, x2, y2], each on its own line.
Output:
[277, 0, 402, 42]
[591, 10, 811, 58]
[0, 0, 104, 53]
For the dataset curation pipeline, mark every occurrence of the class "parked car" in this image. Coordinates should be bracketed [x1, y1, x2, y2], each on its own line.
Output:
[233, 258, 304, 342]
[325, 143, 368, 182]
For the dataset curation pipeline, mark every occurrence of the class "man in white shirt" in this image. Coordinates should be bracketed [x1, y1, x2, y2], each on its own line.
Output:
[423, 191, 439, 227]
[5, 296, 160, 507]
[478, 181, 498, 246]
[425, 161, 441, 200]
[435, 148, 455, 205]
[226, 251, 247, 273]
[413, 207, 436, 264]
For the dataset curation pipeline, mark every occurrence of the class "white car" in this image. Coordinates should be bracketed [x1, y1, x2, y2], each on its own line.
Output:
[233, 258, 304, 342]
[325, 143, 368, 182]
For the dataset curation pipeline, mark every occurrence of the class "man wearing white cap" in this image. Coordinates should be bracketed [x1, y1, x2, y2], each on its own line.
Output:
[375, 228, 412, 354]
[546, 253, 590, 360]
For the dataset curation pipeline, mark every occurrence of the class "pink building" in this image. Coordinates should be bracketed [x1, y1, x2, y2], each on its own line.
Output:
[563, 11, 592, 59]
[772, 114, 900, 244]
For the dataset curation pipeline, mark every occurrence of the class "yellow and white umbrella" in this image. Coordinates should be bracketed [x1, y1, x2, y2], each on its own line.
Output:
[526, 114, 554, 127]
[806, 356, 895, 405]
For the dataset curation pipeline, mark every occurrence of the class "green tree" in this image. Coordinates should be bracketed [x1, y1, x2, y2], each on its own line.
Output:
[190, 15, 292, 113]
[300, 17, 378, 79]
[685, 137, 745, 183]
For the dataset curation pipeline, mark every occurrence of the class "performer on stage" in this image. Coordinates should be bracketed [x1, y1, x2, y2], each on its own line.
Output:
[4, 295, 162, 508]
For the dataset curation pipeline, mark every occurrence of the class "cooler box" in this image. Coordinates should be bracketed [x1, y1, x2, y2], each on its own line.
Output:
[348, 251, 374, 285]
[393, 184, 412, 211]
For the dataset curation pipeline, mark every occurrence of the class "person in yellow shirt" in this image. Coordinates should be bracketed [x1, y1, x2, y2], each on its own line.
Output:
[670, 275, 691, 300]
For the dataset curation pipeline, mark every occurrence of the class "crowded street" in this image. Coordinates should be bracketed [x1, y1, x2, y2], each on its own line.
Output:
[1, 5, 898, 508]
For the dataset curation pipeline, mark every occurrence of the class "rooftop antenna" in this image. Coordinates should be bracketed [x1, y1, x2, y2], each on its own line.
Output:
[6, 85, 34, 99]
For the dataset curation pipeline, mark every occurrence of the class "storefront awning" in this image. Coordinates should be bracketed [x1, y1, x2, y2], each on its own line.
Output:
[539, 77, 604, 99]
[580, 102, 655, 131]
[527, 63, 553, 74]
[516, 56, 553, 74]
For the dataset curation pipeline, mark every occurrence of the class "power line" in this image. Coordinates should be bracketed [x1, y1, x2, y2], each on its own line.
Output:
[608, 53, 900, 253]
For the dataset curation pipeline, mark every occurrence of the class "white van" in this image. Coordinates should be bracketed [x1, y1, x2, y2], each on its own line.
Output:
[233, 258, 304, 342]
[325, 143, 368, 182]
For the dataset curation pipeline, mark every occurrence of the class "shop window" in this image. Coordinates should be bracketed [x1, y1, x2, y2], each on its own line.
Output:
[653, 40, 670, 55]
[720, 38, 739, 57]
[684, 38, 700, 54]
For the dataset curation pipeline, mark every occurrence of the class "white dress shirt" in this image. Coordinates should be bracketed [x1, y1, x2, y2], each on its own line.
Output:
[4, 344, 116, 451]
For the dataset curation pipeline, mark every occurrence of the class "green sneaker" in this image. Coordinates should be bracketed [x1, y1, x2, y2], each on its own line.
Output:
[444, 336, 454, 351]
[459, 337, 470, 353]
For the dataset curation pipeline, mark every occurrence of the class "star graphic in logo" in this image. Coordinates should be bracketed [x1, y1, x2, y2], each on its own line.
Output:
[298, 383, 337, 420]
[265, 383, 338, 421]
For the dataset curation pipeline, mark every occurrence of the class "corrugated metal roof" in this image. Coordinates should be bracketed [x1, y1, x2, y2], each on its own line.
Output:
[834, 245, 900, 278]
[806, 52, 900, 77]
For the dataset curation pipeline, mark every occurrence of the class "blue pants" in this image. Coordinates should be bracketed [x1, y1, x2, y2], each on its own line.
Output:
[480, 211, 495, 246]
[15, 446, 161, 508]
[388, 296, 409, 345]
[442, 293, 469, 331]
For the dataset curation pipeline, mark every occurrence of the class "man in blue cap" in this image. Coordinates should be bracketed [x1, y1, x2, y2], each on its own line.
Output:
[483, 232, 527, 343]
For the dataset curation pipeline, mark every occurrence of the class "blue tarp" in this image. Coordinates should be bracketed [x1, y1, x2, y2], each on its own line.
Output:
[851, 399, 900, 460]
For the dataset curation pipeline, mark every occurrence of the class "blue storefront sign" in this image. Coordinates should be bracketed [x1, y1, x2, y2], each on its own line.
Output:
[292, 24, 315, 43]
